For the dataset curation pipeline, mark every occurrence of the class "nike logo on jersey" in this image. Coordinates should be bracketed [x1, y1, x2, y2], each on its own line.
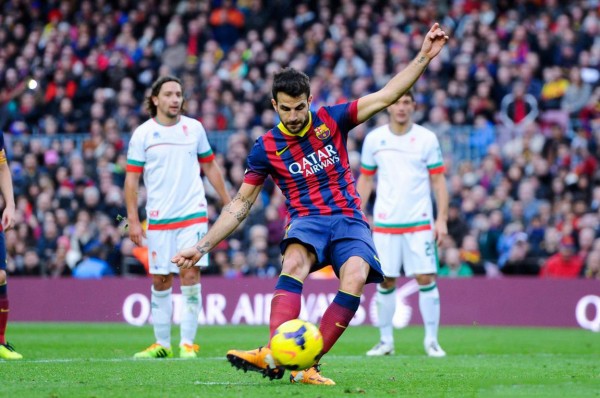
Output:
[335, 322, 347, 329]
[276, 146, 290, 156]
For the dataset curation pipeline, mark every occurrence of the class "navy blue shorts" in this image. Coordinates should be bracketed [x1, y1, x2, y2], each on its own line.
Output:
[0, 232, 5, 270]
[280, 215, 384, 284]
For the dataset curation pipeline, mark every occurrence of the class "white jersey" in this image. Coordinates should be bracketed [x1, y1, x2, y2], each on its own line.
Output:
[360, 123, 444, 234]
[126, 115, 215, 230]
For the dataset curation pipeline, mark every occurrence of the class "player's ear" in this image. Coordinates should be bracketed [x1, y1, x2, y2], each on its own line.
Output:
[307, 95, 313, 106]
[271, 98, 277, 111]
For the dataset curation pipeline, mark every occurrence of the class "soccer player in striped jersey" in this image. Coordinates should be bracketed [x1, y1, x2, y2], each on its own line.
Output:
[358, 91, 449, 358]
[0, 131, 21, 360]
[125, 76, 230, 359]
[172, 24, 448, 384]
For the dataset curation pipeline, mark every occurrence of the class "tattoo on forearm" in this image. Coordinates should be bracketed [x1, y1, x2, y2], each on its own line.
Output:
[417, 55, 427, 64]
[195, 242, 211, 256]
[223, 192, 252, 222]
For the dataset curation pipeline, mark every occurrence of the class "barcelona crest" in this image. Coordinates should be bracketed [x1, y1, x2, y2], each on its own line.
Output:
[314, 124, 330, 140]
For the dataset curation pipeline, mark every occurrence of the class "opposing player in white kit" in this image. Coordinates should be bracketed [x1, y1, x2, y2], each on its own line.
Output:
[357, 91, 449, 357]
[125, 76, 231, 359]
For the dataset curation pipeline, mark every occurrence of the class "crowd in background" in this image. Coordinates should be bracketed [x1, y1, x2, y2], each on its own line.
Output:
[0, 0, 599, 279]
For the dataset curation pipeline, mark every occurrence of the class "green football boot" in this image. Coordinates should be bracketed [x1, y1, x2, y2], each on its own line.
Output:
[133, 343, 173, 359]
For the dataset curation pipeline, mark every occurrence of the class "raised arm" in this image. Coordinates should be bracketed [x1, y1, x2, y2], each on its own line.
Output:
[356, 23, 448, 124]
[171, 182, 263, 268]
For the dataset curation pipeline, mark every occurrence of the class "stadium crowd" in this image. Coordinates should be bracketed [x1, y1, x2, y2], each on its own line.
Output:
[0, 0, 599, 279]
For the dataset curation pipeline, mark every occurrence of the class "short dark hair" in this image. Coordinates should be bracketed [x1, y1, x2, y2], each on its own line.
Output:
[272, 68, 310, 102]
[401, 89, 415, 101]
[145, 75, 185, 117]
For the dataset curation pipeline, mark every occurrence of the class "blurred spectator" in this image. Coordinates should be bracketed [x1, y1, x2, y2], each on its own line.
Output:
[582, 250, 600, 280]
[540, 236, 584, 278]
[477, 209, 503, 266]
[47, 235, 72, 277]
[205, 240, 230, 276]
[459, 234, 485, 275]
[577, 227, 596, 260]
[22, 249, 41, 276]
[209, 0, 245, 52]
[497, 225, 526, 269]
[499, 80, 539, 131]
[540, 66, 568, 111]
[501, 232, 541, 276]
[438, 247, 473, 278]
[561, 67, 593, 122]
[469, 114, 495, 162]
[72, 240, 114, 279]
[251, 250, 280, 278]
[446, 201, 469, 247]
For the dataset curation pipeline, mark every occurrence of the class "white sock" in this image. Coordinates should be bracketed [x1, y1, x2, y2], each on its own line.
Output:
[151, 286, 173, 348]
[376, 285, 396, 345]
[180, 283, 202, 346]
[419, 282, 440, 344]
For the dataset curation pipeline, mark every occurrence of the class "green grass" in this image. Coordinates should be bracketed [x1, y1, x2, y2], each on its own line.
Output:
[2, 323, 600, 397]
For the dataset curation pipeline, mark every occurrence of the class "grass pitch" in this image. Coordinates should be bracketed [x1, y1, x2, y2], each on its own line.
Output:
[2, 323, 599, 397]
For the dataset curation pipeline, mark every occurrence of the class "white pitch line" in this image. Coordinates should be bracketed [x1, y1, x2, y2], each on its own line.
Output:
[193, 381, 261, 386]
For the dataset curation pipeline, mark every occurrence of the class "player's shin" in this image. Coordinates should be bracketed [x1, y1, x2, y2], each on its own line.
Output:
[419, 281, 440, 343]
[318, 290, 360, 357]
[151, 286, 173, 348]
[268, 275, 302, 345]
[376, 285, 396, 344]
[180, 283, 201, 346]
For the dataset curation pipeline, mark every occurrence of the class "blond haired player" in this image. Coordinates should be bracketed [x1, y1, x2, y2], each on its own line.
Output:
[357, 91, 449, 357]
[125, 76, 230, 359]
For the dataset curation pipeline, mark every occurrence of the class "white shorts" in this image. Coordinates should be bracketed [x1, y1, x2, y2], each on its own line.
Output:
[146, 223, 208, 275]
[373, 230, 439, 278]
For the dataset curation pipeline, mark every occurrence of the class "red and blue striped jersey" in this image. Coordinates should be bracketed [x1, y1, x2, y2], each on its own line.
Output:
[244, 100, 366, 221]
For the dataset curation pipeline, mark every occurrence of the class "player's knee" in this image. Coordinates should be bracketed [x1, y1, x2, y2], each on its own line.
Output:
[180, 268, 200, 285]
[152, 273, 173, 290]
[339, 257, 369, 294]
[281, 252, 310, 280]
[0, 270, 6, 285]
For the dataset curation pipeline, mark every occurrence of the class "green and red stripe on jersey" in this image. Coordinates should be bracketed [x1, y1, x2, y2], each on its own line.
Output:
[360, 163, 377, 176]
[198, 149, 215, 163]
[147, 211, 208, 230]
[427, 161, 445, 174]
[373, 220, 431, 234]
[126, 159, 145, 173]
[244, 101, 364, 221]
